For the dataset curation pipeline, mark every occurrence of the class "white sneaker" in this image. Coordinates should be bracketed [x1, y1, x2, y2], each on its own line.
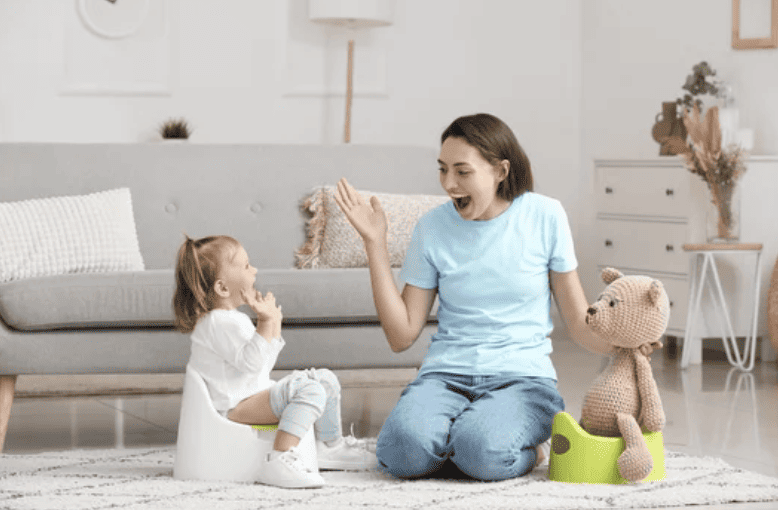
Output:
[256, 446, 325, 489]
[536, 439, 551, 468]
[317, 436, 379, 471]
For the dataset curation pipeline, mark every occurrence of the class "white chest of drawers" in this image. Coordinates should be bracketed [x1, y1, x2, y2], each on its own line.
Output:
[593, 159, 706, 336]
[594, 157, 778, 361]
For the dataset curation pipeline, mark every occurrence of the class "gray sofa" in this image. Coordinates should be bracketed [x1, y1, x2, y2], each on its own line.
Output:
[0, 143, 443, 450]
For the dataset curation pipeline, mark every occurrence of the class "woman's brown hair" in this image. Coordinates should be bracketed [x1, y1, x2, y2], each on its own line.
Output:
[173, 235, 240, 333]
[441, 113, 533, 201]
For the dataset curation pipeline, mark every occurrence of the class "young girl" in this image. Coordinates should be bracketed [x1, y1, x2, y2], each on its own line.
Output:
[173, 235, 377, 489]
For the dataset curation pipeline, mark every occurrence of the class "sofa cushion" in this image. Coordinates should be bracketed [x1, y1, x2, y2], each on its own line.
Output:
[0, 188, 145, 283]
[295, 186, 450, 269]
[0, 269, 434, 332]
[0, 270, 174, 331]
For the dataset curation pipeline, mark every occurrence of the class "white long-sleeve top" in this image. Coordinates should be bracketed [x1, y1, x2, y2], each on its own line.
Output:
[188, 309, 285, 413]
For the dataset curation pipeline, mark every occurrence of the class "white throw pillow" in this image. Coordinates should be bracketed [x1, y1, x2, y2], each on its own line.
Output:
[0, 188, 145, 283]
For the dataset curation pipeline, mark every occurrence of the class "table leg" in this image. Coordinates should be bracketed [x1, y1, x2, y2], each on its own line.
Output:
[682, 253, 708, 368]
[706, 254, 742, 367]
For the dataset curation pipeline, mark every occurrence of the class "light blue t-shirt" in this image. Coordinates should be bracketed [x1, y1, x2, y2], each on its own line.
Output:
[399, 192, 578, 380]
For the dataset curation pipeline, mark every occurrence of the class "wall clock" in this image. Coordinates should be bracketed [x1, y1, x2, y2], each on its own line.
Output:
[77, 0, 151, 39]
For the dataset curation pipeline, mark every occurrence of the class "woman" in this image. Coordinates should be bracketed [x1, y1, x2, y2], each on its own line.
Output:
[334, 113, 609, 481]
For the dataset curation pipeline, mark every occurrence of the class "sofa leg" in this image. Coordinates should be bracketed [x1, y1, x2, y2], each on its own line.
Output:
[0, 375, 17, 453]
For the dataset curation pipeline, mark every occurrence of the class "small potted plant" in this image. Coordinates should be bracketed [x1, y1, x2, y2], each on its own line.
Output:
[158, 117, 192, 141]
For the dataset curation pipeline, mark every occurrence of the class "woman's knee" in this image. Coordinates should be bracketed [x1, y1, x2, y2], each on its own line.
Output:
[376, 415, 447, 478]
[449, 425, 535, 481]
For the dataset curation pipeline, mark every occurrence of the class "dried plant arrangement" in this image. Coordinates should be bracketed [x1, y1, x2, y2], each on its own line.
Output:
[159, 118, 192, 139]
[676, 61, 719, 114]
[679, 104, 748, 240]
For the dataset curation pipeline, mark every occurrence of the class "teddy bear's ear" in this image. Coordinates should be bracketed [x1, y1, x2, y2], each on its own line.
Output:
[648, 280, 665, 306]
[602, 267, 623, 284]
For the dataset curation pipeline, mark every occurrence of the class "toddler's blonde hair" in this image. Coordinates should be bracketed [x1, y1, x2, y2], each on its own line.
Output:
[173, 235, 240, 333]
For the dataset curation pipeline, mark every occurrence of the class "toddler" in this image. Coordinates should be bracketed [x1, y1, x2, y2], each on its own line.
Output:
[173, 235, 377, 488]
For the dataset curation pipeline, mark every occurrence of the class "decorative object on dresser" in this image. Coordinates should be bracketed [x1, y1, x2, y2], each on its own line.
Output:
[158, 117, 192, 140]
[652, 101, 687, 156]
[676, 61, 719, 114]
[678, 104, 748, 243]
[652, 61, 718, 156]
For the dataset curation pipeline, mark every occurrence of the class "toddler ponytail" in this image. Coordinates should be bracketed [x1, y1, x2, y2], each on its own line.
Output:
[172, 234, 240, 333]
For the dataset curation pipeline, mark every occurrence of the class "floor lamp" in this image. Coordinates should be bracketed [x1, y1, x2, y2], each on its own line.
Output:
[309, 0, 393, 143]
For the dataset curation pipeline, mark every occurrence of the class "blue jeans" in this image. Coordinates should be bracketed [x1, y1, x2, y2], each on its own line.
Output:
[375, 372, 564, 481]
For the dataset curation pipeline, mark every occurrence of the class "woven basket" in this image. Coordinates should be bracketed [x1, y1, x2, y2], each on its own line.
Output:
[768, 255, 778, 353]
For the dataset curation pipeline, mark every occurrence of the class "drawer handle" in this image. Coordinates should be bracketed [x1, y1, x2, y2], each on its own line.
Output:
[605, 187, 613, 194]
[666, 188, 674, 196]
[666, 244, 674, 252]
[605, 239, 613, 247]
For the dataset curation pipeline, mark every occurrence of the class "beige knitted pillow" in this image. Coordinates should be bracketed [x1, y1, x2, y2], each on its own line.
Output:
[295, 186, 449, 269]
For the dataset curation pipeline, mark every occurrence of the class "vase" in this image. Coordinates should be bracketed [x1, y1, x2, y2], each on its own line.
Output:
[652, 101, 687, 156]
[706, 182, 741, 243]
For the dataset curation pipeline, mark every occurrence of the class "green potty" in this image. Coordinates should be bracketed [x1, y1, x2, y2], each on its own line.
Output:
[548, 411, 665, 484]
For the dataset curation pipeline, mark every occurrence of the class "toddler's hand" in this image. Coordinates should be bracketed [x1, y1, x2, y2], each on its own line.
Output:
[241, 289, 283, 325]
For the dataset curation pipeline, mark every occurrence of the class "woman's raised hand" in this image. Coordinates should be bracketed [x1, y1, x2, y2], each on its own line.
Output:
[334, 178, 387, 244]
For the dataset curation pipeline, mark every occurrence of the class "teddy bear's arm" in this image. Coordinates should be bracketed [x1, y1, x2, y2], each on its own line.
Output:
[633, 350, 666, 432]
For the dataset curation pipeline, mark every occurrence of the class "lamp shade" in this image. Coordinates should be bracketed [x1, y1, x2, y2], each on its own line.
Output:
[309, 0, 393, 28]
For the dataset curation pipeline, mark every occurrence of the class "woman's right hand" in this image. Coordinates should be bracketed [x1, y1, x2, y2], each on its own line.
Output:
[334, 178, 387, 244]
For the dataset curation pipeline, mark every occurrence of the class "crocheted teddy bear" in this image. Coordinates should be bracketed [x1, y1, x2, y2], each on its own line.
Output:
[580, 267, 670, 482]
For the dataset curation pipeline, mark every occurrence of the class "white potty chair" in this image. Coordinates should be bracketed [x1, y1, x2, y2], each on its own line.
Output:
[173, 365, 318, 482]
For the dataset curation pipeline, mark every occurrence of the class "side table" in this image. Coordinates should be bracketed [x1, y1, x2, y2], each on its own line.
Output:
[681, 243, 763, 371]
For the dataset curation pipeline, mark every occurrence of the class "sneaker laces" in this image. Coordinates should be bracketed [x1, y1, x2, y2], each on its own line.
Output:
[279, 447, 314, 473]
[341, 423, 377, 452]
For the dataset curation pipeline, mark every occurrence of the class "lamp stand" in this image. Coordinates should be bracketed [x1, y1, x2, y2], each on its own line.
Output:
[344, 39, 354, 143]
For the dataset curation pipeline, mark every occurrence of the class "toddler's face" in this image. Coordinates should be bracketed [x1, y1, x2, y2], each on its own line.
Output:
[218, 245, 258, 306]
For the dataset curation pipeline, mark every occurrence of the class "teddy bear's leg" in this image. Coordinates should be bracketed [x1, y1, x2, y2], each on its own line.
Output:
[616, 412, 653, 482]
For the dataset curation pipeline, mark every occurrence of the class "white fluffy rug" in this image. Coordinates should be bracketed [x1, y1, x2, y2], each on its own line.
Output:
[0, 447, 777, 509]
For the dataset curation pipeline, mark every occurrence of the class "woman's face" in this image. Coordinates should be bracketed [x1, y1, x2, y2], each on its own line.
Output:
[438, 137, 510, 221]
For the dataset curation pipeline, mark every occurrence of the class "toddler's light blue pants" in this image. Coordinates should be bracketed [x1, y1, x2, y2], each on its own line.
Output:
[269, 368, 342, 443]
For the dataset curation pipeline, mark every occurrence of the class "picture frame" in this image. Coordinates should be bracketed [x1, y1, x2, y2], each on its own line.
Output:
[732, 0, 778, 49]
